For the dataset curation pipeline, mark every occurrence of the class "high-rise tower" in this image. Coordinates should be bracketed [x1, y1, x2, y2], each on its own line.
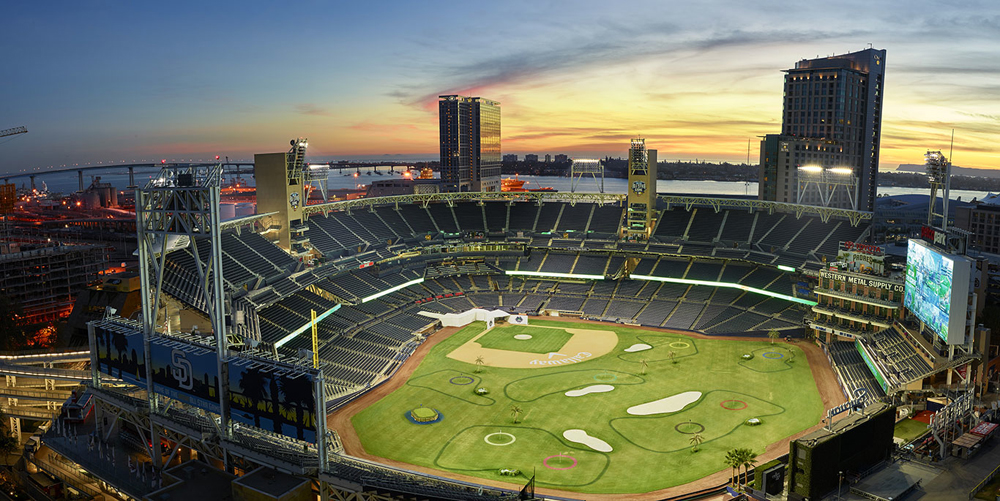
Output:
[439, 95, 501, 192]
[759, 48, 885, 211]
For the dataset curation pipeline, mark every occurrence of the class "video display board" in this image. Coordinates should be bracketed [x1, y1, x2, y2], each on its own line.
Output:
[227, 358, 319, 443]
[94, 325, 147, 386]
[149, 338, 221, 414]
[903, 239, 970, 344]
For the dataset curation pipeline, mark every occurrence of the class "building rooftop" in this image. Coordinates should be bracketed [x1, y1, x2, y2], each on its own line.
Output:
[233, 466, 309, 498]
[145, 461, 236, 501]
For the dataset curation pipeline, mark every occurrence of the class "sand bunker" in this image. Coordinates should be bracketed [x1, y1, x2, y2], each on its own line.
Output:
[627, 391, 702, 416]
[565, 385, 615, 397]
[514, 334, 533, 340]
[563, 429, 613, 452]
[624, 343, 652, 352]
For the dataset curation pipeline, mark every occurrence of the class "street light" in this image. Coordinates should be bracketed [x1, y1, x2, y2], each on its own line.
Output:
[837, 470, 844, 501]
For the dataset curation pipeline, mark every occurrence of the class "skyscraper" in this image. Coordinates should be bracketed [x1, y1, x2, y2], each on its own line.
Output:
[439, 95, 501, 192]
[759, 48, 886, 211]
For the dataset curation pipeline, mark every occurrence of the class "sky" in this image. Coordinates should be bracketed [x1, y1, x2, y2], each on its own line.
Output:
[2, 0, 999, 176]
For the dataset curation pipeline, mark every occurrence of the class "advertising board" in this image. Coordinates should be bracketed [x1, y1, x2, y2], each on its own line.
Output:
[855, 341, 888, 392]
[149, 337, 221, 414]
[227, 357, 319, 443]
[94, 325, 146, 386]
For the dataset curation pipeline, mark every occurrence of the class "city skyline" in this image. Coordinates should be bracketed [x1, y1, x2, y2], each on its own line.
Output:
[3, 1, 999, 175]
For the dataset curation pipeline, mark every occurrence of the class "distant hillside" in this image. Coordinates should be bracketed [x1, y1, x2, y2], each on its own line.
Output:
[895, 164, 1000, 179]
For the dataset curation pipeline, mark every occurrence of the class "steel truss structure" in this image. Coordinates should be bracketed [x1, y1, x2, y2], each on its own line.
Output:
[570, 158, 604, 193]
[301, 191, 873, 226]
[133, 163, 235, 464]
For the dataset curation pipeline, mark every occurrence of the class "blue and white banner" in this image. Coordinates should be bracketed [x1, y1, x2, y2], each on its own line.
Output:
[486, 318, 495, 330]
[509, 315, 528, 325]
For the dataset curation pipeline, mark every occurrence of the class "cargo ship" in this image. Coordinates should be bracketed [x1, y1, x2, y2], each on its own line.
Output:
[500, 175, 557, 193]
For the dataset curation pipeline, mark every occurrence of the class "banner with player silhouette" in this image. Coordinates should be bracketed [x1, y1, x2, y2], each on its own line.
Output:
[149, 337, 221, 414]
[227, 357, 320, 443]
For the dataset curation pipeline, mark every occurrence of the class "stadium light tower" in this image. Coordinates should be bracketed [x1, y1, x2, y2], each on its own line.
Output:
[623, 139, 657, 240]
[136, 162, 231, 433]
[796, 165, 859, 210]
[570, 158, 605, 193]
[925, 150, 951, 230]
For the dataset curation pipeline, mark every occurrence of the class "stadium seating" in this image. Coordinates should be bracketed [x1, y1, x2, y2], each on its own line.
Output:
[157, 196, 871, 411]
[827, 341, 887, 398]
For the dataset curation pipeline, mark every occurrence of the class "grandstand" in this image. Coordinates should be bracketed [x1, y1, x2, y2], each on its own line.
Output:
[145, 197, 856, 405]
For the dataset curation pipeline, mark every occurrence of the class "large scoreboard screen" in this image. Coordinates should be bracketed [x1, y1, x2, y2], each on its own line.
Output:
[903, 239, 970, 344]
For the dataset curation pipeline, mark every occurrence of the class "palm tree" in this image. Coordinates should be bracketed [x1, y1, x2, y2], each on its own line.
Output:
[724, 449, 740, 486]
[639, 359, 648, 375]
[738, 448, 758, 486]
[667, 350, 677, 364]
[768, 329, 780, 345]
[510, 405, 523, 424]
[474, 356, 485, 374]
[236, 367, 269, 428]
[279, 375, 316, 441]
[689, 433, 704, 452]
[111, 331, 129, 379]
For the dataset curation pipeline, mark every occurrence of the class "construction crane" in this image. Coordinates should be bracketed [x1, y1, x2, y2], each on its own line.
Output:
[0, 126, 27, 138]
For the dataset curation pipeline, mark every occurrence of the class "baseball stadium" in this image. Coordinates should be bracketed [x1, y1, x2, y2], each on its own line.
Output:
[33, 139, 894, 501]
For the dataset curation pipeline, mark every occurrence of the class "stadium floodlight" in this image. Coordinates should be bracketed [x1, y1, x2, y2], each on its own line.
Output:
[798, 165, 823, 173]
[505, 270, 604, 281]
[829, 167, 853, 175]
[630, 274, 817, 306]
[362, 278, 425, 303]
[275, 303, 343, 348]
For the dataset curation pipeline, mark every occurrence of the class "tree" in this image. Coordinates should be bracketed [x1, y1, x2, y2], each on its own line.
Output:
[237, 367, 269, 428]
[768, 329, 780, 345]
[510, 405, 523, 424]
[724, 449, 740, 485]
[689, 433, 704, 452]
[639, 359, 648, 375]
[0, 433, 18, 466]
[738, 448, 758, 486]
[111, 331, 129, 379]
[474, 356, 485, 374]
[667, 350, 677, 364]
[279, 374, 316, 441]
[0, 408, 17, 466]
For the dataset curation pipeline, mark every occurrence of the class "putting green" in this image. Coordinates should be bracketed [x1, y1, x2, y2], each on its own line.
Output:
[351, 319, 825, 494]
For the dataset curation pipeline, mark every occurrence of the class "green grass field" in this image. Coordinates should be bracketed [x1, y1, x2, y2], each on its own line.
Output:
[475, 325, 574, 354]
[351, 319, 824, 494]
[893, 418, 930, 443]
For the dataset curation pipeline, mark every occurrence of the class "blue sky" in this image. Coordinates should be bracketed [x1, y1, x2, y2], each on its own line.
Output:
[2, 0, 999, 175]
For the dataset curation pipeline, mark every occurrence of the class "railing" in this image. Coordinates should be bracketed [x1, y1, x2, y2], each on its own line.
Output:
[0, 361, 91, 381]
[30, 449, 107, 498]
[0, 387, 74, 401]
[970, 462, 1000, 500]
[0, 404, 60, 420]
[0, 348, 90, 360]
[813, 288, 900, 308]
[43, 433, 155, 499]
